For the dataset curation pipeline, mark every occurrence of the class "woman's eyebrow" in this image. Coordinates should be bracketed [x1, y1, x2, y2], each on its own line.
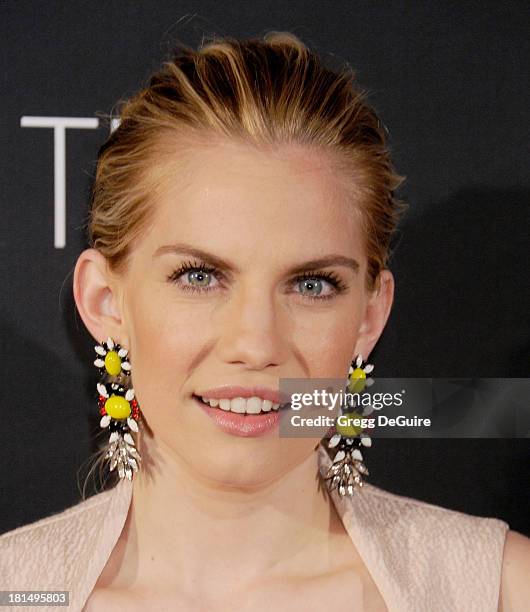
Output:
[153, 243, 359, 275]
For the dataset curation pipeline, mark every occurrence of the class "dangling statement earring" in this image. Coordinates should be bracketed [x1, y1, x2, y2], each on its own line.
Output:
[323, 354, 374, 497]
[94, 336, 142, 481]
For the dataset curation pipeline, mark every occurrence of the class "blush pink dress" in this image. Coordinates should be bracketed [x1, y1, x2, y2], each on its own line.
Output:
[0, 444, 509, 611]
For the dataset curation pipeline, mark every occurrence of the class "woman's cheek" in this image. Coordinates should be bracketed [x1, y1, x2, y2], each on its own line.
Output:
[297, 315, 360, 378]
[123, 303, 180, 421]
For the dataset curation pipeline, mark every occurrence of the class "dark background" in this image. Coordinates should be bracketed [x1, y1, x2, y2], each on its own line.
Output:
[1, 1, 529, 536]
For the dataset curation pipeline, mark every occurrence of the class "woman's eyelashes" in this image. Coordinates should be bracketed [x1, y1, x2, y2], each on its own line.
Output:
[167, 260, 221, 292]
[166, 259, 348, 301]
[292, 270, 347, 301]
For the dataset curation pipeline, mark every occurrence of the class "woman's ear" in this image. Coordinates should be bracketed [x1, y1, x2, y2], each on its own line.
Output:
[73, 248, 127, 345]
[354, 269, 395, 358]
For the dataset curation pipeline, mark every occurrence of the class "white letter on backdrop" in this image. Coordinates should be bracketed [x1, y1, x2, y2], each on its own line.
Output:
[20, 116, 99, 248]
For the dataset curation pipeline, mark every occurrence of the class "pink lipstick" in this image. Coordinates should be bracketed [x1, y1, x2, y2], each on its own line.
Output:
[192, 385, 289, 437]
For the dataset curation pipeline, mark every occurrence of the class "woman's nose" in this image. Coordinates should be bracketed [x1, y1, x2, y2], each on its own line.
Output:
[216, 282, 288, 370]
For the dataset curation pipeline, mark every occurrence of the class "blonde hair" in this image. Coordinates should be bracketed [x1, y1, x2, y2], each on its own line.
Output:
[88, 31, 407, 292]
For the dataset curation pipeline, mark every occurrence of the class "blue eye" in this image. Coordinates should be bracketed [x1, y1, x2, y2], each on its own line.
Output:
[186, 269, 212, 287]
[298, 278, 323, 296]
[294, 273, 342, 301]
[167, 261, 220, 293]
[167, 261, 347, 301]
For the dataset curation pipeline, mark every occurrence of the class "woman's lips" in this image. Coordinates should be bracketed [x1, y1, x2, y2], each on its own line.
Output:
[192, 395, 281, 437]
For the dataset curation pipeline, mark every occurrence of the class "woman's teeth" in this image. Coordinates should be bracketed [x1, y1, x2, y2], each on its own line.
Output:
[199, 396, 280, 414]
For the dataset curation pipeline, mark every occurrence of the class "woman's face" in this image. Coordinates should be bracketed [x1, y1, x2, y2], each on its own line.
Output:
[95, 137, 392, 487]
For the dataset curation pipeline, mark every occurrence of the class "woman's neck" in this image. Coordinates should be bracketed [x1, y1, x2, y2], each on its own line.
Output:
[96, 436, 346, 603]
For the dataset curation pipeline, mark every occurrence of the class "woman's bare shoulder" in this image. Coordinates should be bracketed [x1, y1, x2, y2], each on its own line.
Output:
[498, 529, 530, 612]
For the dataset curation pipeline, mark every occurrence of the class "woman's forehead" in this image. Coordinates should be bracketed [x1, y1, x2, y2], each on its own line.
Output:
[146, 139, 361, 231]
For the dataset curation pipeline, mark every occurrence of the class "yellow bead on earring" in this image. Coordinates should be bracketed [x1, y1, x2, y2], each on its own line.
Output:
[104, 351, 122, 376]
[347, 354, 374, 393]
[336, 411, 364, 437]
[94, 336, 132, 377]
[104, 395, 132, 419]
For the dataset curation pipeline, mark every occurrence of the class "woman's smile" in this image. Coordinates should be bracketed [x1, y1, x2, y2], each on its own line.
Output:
[192, 394, 284, 437]
[191, 385, 292, 436]
[195, 395, 281, 413]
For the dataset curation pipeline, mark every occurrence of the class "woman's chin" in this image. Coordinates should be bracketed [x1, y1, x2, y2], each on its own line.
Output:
[184, 448, 289, 489]
[142, 403, 317, 488]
